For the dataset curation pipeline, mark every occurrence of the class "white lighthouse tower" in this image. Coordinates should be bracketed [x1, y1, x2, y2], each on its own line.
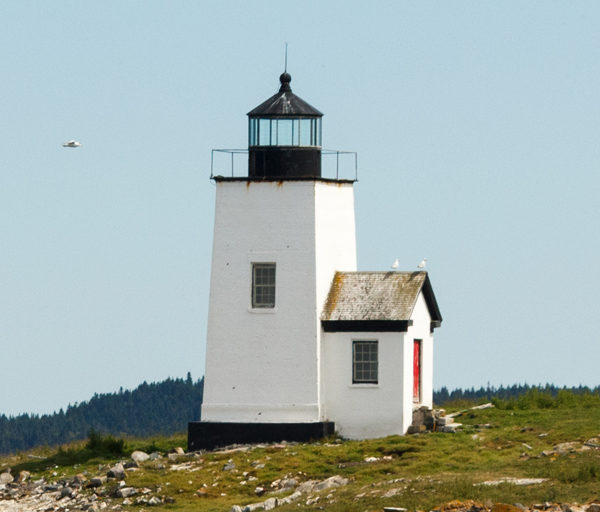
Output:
[189, 71, 442, 450]
[191, 71, 357, 448]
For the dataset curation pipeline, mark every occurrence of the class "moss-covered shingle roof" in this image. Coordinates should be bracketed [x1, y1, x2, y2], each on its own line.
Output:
[321, 271, 442, 327]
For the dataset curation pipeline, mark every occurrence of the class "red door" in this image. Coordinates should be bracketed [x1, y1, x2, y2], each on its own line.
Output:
[413, 340, 421, 402]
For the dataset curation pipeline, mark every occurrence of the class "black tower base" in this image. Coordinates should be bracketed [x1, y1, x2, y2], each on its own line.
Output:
[187, 421, 335, 451]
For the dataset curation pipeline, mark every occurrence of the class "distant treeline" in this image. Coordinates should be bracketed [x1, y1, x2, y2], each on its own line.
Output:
[434, 383, 600, 406]
[0, 374, 203, 454]
[2, 378, 599, 454]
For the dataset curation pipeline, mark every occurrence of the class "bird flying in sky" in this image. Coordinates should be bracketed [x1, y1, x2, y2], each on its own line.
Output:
[62, 140, 81, 148]
[391, 258, 399, 269]
[417, 258, 427, 269]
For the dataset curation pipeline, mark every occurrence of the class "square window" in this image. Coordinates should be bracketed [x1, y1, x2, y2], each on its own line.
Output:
[352, 340, 378, 384]
[252, 263, 276, 308]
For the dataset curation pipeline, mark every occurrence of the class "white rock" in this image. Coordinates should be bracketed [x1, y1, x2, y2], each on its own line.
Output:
[130, 451, 150, 463]
[116, 487, 138, 498]
[263, 497, 278, 510]
[0, 473, 14, 485]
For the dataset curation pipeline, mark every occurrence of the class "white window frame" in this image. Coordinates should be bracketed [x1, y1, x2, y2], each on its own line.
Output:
[251, 262, 276, 308]
[352, 339, 378, 384]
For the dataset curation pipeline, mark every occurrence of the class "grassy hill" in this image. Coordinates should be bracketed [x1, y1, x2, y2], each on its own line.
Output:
[2, 392, 600, 512]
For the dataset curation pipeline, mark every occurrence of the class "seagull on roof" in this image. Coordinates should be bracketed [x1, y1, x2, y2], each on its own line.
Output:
[391, 258, 399, 270]
[62, 140, 81, 148]
[417, 258, 427, 269]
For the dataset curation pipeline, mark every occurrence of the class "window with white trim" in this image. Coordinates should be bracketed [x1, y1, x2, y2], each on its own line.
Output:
[252, 263, 276, 308]
[352, 340, 378, 384]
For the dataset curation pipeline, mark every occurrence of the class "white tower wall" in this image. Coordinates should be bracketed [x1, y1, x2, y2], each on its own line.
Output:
[201, 179, 356, 423]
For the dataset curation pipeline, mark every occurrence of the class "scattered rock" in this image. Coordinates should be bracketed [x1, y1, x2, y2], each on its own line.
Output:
[492, 504, 525, 512]
[60, 486, 74, 498]
[565, 506, 586, 512]
[542, 442, 586, 457]
[263, 497, 278, 510]
[442, 423, 463, 433]
[478, 478, 547, 486]
[411, 406, 436, 431]
[130, 450, 150, 463]
[89, 476, 107, 488]
[382, 488, 403, 498]
[170, 461, 196, 471]
[107, 463, 126, 480]
[437, 416, 454, 426]
[17, 471, 30, 483]
[72, 473, 87, 485]
[232, 474, 348, 511]
[471, 403, 494, 410]
[435, 499, 487, 512]
[0, 472, 14, 485]
[115, 487, 138, 498]
[280, 478, 297, 489]
[554, 442, 581, 454]
[223, 462, 236, 471]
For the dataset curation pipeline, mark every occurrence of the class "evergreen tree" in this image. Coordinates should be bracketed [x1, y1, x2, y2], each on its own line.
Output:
[0, 376, 204, 454]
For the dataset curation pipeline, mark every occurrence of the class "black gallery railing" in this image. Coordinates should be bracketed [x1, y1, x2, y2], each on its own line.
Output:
[210, 149, 358, 181]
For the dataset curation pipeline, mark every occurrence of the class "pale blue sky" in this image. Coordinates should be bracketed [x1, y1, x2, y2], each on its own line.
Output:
[2, 1, 599, 416]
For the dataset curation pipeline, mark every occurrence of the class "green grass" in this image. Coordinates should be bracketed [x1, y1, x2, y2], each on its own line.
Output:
[2, 397, 600, 511]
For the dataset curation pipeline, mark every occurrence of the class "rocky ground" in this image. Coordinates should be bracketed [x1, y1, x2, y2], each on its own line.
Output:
[0, 444, 353, 512]
[1, 441, 600, 512]
[2, 403, 600, 512]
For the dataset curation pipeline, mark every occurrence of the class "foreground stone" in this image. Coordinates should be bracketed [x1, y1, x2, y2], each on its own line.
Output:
[230, 474, 349, 512]
[477, 478, 548, 486]
[130, 450, 149, 463]
[107, 463, 126, 480]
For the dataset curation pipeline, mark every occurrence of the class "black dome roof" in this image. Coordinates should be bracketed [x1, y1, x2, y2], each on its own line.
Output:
[247, 73, 323, 118]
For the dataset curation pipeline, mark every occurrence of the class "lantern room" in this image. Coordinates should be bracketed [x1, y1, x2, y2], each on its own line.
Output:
[247, 72, 323, 179]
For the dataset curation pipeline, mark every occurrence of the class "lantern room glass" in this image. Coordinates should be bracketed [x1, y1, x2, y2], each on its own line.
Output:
[249, 118, 321, 147]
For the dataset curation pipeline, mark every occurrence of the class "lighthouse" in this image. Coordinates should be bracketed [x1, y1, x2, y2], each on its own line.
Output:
[188, 71, 442, 450]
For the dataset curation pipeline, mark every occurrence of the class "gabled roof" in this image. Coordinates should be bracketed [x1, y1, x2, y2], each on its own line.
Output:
[321, 271, 442, 332]
[247, 72, 323, 118]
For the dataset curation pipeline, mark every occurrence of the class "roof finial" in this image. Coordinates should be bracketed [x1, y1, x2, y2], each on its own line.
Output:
[279, 44, 292, 93]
